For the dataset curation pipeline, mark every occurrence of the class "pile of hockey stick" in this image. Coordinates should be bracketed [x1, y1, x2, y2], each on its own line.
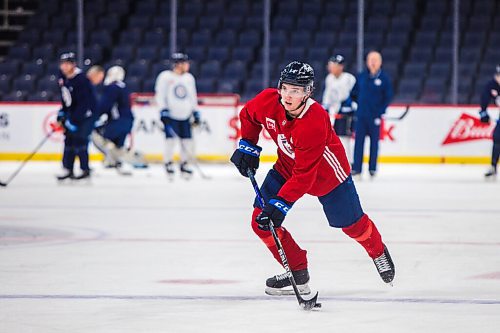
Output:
[247, 168, 321, 310]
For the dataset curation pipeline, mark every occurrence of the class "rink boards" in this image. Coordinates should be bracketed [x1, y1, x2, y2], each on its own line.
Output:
[0, 101, 497, 163]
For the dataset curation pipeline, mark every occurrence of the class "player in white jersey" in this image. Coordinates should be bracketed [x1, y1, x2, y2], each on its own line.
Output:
[322, 55, 357, 163]
[155, 53, 200, 179]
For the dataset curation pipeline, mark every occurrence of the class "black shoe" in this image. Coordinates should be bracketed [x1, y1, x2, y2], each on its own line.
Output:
[265, 269, 310, 295]
[180, 162, 193, 179]
[351, 170, 362, 180]
[116, 162, 133, 176]
[56, 169, 73, 181]
[369, 170, 377, 178]
[72, 170, 91, 180]
[165, 161, 175, 180]
[373, 245, 395, 284]
[484, 166, 497, 179]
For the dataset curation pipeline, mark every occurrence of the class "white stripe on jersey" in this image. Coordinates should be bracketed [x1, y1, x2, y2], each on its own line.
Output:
[323, 147, 348, 183]
[325, 147, 348, 179]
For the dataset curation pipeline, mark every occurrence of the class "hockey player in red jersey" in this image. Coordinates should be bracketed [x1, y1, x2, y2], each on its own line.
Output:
[230, 61, 395, 295]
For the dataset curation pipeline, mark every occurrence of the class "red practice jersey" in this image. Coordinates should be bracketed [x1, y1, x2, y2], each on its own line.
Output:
[240, 88, 351, 203]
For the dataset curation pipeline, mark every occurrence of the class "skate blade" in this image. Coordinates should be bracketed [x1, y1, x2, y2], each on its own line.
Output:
[180, 173, 193, 180]
[265, 284, 311, 296]
[117, 169, 133, 176]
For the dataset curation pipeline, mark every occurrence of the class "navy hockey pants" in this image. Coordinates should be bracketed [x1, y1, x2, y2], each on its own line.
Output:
[63, 118, 93, 171]
[254, 168, 364, 228]
[101, 118, 133, 148]
[164, 119, 192, 139]
[492, 119, 500, 166]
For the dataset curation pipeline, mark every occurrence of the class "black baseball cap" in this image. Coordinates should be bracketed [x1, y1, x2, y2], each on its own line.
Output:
[170, 52, 189, 63]
[328, 54, 345, 65]
[59, 52, 76, 63]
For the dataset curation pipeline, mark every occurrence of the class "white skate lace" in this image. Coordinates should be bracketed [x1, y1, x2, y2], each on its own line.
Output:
[274, 272, 291, 281]
[374, 253, 391, 273]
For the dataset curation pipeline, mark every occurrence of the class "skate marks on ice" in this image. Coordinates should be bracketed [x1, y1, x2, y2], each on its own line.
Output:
[1, 293, 499, 305]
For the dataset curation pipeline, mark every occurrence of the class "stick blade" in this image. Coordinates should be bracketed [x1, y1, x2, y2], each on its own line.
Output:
[300, 292, 321, 310]
[0, 182, 7, 187]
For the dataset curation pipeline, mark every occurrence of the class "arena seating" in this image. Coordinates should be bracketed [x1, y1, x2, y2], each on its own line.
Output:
[0, 0, 498, 104]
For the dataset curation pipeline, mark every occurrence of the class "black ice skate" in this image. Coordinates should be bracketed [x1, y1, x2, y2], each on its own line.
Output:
[373, 245, 395, 285]
[484, 166, 497, 180]
[56, 169, 74, 181]
[72, 170, 91, 180]
[165, 161, 175, 180]
[180, 161, 193, 180]
[265, 269, 311, 296]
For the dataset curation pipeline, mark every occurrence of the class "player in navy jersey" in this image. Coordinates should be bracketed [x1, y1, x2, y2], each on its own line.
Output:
[231, 61, 395, 295]
[91, 66, 136, 174]
[56, 52, 97, 181]
[478, 65, 500, 179]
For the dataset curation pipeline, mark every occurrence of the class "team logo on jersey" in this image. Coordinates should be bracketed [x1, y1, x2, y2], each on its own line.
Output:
[277, 134, 295, 159]
[374, 78, 382, 86]
[265, 117, 276, 130]
[174, 84, 188, 99]
[61, 86, 72, 107]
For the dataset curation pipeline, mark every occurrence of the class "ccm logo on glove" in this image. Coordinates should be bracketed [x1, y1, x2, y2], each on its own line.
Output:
[238, 141, 261, 157]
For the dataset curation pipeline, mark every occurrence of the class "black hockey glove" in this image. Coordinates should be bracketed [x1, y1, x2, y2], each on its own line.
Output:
[256, 196, 293, 231]
[230, 139, 262, 177]
[160, 109, 172, 125]
[479, 110, 490, 123]
[192, 110, 201, 126]
[56, 109, 67, 123]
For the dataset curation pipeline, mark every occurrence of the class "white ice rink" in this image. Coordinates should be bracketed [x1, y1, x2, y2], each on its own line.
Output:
[0, 161, 499, 332]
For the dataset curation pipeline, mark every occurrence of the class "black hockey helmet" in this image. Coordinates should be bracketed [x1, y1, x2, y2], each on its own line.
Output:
[278, 61, 314, 93]
[170, 52, 189, 64]
[59, 52, 76, 63]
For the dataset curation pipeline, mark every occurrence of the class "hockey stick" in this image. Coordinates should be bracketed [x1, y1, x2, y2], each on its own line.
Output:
[0, 129, 55, 187]
[247, 168, 321, 310]
[158, 123, 211, 180]
[383, 104, 410, 121]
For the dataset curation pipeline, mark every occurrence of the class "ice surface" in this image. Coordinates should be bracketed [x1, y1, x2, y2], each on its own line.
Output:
[0, 162, 499, 332]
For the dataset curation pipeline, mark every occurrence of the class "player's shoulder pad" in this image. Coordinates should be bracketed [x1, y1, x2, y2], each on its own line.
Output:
[308, 99, 329, 115]
[245, 88, 279, 106]
[246, 88, 278, 107]
[104, 82, 120, 93]
[256, 88, 278, 100]
[345, 72, 356, 81]
[73, 69, 86, 81]
[158, 70, 173, 79]
[110, 81, 126, 89]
